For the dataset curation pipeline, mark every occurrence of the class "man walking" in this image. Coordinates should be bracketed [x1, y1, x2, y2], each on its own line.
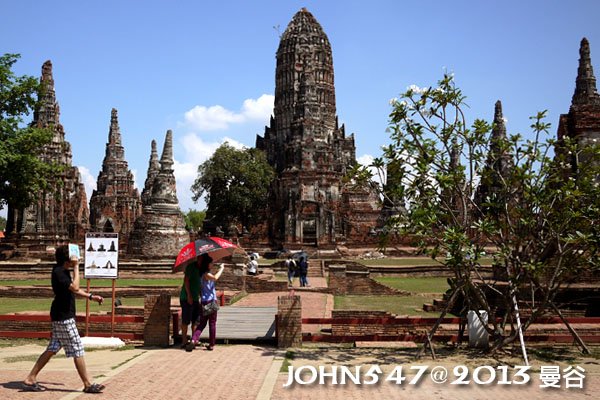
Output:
[23, 245, 105, 393]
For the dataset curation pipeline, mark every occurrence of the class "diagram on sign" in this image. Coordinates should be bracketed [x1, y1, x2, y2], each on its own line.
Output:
[84, 233, 119, 279]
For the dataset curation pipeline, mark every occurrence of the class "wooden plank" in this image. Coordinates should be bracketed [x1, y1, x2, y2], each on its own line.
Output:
[196, 307, 277, 340]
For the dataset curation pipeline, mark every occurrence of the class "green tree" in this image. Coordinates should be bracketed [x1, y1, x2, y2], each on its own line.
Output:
[191, 143, 275, 229]
[0, 54, 55, 210]
[0, 216, 6, 231]
[360, 74, 599, 359]
[184, 209, 206, 232]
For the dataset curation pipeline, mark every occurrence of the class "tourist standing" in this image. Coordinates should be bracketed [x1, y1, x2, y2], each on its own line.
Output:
[285, 254, 297, 287]
[23, 245, 105, 393]
[299, 256, 310, 287]
[190, 255, 224, 351]
[179, 259, 201, 348]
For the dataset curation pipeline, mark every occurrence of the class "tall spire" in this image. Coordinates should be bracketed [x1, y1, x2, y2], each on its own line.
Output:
[108, 108, 122, 146]
[492, 100, 507, 141]
[32, 60, 60, 129]
[141, 140, 161, 207]
[572, 37, 600, 105]
[148, 140, 160, 174]
[159, 129, 174, 171]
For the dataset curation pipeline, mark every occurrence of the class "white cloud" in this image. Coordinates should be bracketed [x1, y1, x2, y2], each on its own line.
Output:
[241, 94, 275, 120]
[77, 166, 97, 201]
[183, 94, 274, 131]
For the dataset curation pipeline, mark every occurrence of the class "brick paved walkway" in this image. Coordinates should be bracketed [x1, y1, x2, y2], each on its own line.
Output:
[1, 341, 598, 400]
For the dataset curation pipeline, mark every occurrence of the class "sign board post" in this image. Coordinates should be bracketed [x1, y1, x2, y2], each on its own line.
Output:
[84, 232, 119, 337]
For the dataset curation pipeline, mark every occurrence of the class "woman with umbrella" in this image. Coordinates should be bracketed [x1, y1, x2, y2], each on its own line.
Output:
[189, 255, 224, 351]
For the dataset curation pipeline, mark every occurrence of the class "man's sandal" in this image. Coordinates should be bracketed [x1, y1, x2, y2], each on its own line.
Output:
[22, 382, 46, 392]
[83, 383, 105, 393]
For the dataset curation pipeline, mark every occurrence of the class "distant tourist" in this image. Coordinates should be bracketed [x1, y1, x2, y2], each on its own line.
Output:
[246, 255, 259, 276]
[179, 257, 201, 349]
[285, 254, 297, 287]
[190, 255, 224, 351]
[299, 256, 309, 287]
[23, 245, 105, 393]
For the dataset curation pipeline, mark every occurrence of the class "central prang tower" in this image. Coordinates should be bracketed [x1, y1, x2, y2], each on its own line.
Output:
[257, 8, 379, 247]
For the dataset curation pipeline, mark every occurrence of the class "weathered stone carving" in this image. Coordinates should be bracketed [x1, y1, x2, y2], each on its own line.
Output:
[88, 108, 141, 244]
[256, 8, 380, 247]
[474, 100, 514, 216]
[557, 38, 600, 171]
[127, 130, 189, 257]
[5, 60, 89, 243]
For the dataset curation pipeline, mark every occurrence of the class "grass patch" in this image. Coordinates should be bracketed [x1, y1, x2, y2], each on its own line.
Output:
[375, 277, 450, 293]
[531, 347, 578, 363]
[0, 338, 47, 347]
[5, 353, 66, 363]
[228, 291, 248, 305]
[334, 294, 438, 316]
[0, 297, 146, 314]
[0, 278, 182, 287]
[111, 351, 145, 370]
[280, 350, 295, 373]
[112, 344, 136, 351]
[359, 257, 493, 266]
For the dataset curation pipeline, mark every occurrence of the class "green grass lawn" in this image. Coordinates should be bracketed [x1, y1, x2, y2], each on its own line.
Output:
[0, 297, 146, 315]
[359, 257, 493, 266]
[334, 294, 438, 316]
[374, 276, 450, 293]
[0, 278, 182, 287]
[335, 276, 450, 316]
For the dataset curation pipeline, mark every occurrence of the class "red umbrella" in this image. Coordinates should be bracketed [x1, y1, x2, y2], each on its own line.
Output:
[173, 237, 244, 272]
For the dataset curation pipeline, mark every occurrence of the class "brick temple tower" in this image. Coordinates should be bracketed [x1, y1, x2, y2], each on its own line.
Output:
[256, 8, 380, 247]
[5, 60, 89, 243]
[128, 130, 189, 257]
[88, 109, 141, 244]
[557, 38, 600, 171]
[474, 100, 514, 216]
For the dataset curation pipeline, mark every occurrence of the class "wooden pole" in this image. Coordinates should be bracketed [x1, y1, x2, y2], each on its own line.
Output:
[551, 302, 591, 354]
[85, 279, 90, 336]
[111, 279, 116, 337]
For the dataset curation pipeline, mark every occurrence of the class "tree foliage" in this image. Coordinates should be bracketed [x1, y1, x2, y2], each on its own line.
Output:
[0, 54, 56, 210]
[191, 143, 275, 229]
[0, 216, 6, 231]
[359, 74, 600, 355]
[184, 209, 206, 233]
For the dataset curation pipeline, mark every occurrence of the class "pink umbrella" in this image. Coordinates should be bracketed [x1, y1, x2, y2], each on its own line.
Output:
[173, 237, 244, 272]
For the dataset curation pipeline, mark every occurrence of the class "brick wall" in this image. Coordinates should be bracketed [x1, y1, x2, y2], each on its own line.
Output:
[0, 286, 179, 299]
[328, 265, 406, 295]
[246, 276, 288, 292]
[277, 295, 302, 348]
[0, 314, 144, 339]
[331, 310, 426, 337]
[143, 292, 171, 347]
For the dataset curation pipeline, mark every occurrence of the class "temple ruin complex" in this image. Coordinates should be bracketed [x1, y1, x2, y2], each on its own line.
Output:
[256, 8, 381, 248]
[127, 131, 189, 257]
[4, 61, 89, 245]
[88, 108, 142, 245]
[557, 38, 600, 171]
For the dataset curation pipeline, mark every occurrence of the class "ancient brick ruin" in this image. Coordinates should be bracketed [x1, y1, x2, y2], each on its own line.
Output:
[127, 131, 189, 257]
[557, 38, 600, 171]
[88, 109, 142, 244]
[256, 8, 381, 248]
[4, 61, 89, 245]
[473, 100, 514, 216]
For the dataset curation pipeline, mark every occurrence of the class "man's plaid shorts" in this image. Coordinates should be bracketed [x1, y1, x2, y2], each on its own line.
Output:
[47, 318, 85, 358]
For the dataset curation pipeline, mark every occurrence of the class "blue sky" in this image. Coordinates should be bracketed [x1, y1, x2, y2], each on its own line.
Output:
[2, 0, 600, 217]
